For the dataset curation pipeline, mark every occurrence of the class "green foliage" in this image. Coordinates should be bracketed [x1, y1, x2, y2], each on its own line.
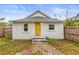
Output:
[64, 18, 79, 27]
[74, 22, 79, 26]
[64, 19, 75, 26]
[0, 22, 5, 28]
[0, 38, 10, 47]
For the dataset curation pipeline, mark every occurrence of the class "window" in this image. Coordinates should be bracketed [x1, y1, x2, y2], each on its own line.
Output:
[49, 24, 54, 30]
[24, 23, 28, 31]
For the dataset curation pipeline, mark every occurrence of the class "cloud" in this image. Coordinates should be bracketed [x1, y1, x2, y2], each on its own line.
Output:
[0, 4, 33, 21]
[52, 8, 66, 20]
[18, 5, 26, 10]
[52, 8, 79, 20]
[53, 8, 66, 15]
[69, 9, 79, 13]
[0, 4, 32, 15]
[0, 4, 79, 21]
[3, 9, 30, 14]
[0, 4, 18, 10]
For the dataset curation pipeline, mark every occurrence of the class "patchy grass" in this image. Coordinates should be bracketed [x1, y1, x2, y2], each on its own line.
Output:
[33, 50, 43, 55]
[0, 38, 10, 47]
[47, 38, 79, 55]
[0, 38, 32, 55]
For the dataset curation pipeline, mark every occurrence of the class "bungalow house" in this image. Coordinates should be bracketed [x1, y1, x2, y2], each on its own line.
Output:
[11, 11, 64, 41]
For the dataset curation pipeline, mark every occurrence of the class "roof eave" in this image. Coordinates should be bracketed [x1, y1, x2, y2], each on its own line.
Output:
[11, 20, 63, 23]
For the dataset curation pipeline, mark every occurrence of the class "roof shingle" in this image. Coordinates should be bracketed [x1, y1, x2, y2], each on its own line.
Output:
[11, 11, 63, 23]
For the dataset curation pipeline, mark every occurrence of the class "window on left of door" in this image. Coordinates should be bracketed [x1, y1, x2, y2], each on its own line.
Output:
[24, 23, 28, 31]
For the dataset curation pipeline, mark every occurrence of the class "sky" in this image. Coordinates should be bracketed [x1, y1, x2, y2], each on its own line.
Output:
[0, 4, 79, 22]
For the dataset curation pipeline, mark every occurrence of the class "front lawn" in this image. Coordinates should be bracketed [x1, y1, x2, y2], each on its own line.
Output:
[0, 38, 10, 47]
[0, 38, 32, 55]
[47, 38, 79, 55]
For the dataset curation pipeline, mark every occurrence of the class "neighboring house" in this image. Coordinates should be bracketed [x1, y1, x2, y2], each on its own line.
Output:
[71, 14, 79, 21]
[11, 11, 64, 41]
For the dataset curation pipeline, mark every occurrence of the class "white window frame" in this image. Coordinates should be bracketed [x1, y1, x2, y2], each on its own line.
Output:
[49, 24, 54, 31]
[24, 23, 28, 31]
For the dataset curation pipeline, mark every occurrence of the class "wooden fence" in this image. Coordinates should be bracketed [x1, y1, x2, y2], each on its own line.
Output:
[0, 28, 5, 37]
[0, 25, 12, 39]
[64, 26, 79, 42]
[5, 27, 12, 39]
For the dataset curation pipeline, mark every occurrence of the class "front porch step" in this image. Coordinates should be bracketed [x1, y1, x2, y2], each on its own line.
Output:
[33, 38, 46, 42]
[34, 36, 46, 39]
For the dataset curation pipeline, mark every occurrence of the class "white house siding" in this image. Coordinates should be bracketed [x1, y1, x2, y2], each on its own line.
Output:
[31, 12, 46, 17]
[12, 23, 35, 40]
[41, 23, 64, 39]
[12, 22, 64, 40]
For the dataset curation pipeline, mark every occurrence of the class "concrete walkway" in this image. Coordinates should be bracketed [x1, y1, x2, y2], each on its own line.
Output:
[32, 42, 64, 55]
[16, 41, 64, 55]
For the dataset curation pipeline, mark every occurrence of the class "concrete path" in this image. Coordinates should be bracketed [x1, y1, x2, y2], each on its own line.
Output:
[32, 42, 64, 55]
[16, 41, 64, 55]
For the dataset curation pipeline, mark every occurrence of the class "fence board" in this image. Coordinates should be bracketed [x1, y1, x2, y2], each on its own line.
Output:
[0, 28, 5, 37]
[64, 26, 79, 42]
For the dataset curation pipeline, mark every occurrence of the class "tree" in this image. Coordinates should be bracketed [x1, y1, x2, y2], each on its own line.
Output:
[64, 18, 75, 26]
[64, 6, 76, 26]
[0, 17, 5, 28]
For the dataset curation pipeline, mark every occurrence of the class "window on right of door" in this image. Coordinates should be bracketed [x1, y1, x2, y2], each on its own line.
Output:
[49, 24, 54, 30]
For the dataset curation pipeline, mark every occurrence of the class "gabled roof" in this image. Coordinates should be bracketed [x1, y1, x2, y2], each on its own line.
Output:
[26, 11, 52, 19]
[11, 11, 63, 23]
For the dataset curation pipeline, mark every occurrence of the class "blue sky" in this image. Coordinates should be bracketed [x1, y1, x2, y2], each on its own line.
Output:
[0, 4, 79, 21]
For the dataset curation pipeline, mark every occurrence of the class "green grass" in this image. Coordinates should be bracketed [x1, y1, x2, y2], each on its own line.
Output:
[47, 38, 79, 55]
[0, 38, 32, 55]
[0, 38, 10, 47]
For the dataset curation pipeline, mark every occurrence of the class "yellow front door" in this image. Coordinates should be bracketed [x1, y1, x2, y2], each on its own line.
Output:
[35, 22, 41, 36]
